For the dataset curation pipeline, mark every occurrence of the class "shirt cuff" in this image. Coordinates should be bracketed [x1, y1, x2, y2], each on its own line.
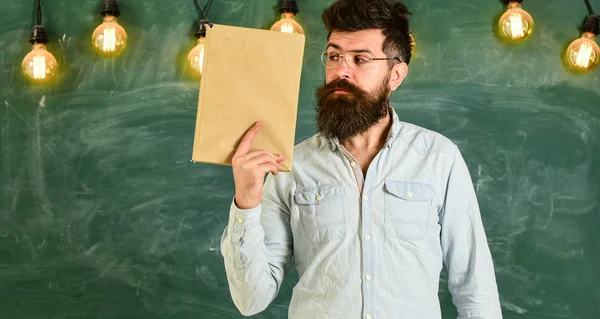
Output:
[229, 196, 262, 231]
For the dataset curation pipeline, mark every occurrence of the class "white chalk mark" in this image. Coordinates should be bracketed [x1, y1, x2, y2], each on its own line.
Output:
[541, 164, 554, 230]
[136, 278, 142, 296]
[476, 165, 482, 193]
[85, 243, 100, 256]
[502, 300, 528, 314]
[176, 220, 191, 243]
[39, 95, 46, 107]
[4, 101, 25, 121]
[39, 237, 47, 251]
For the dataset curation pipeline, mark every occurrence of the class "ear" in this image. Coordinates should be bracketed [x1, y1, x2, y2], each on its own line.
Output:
[388, 62, 408, 91]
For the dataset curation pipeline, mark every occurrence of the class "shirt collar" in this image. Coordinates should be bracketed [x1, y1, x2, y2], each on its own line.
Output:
[327, 107, 400, 151]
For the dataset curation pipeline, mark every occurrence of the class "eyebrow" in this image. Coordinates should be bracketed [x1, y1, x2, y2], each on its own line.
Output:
[327, 43, 374, 55]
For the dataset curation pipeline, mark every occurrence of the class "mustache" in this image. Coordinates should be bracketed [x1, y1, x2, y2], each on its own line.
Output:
[317, 78, 366, 98]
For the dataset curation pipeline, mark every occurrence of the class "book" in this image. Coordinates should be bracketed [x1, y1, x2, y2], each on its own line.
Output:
[192, 24, 305, 172]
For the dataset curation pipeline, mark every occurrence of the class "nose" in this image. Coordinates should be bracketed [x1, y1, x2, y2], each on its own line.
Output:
[334, 56, 352, 79]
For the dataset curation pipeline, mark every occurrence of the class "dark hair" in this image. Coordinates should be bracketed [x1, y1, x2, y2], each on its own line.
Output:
[322, 0, 413, 65]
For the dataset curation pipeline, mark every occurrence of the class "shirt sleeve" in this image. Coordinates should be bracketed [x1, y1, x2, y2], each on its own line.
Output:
[440, 145, 503, 319]
[220, 173, 293, 316]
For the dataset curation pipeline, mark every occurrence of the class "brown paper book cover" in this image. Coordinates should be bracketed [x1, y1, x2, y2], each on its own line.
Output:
[191, 24, 306, 172]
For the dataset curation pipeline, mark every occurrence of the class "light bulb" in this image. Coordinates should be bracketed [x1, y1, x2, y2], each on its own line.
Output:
[270, 12, 304, 35]
[22, 43, 58, 85]
[565, 32, 600, 72]
[409, 33, 416, 55]
[92, 15, 128, 56]
[498, 2, 534, 42]
[187, 37, 206, 77]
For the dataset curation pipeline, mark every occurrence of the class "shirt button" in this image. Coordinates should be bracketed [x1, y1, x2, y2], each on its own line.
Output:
[365, 274, 372, 281]
[408, 191, 414, 198]
[236, 217, 243, 224]
[364, 234, 371, 241]
[350, 161, 357, 167]
[316, 195, 322, 201]
[365, 314, 372, 319]
[235, 246, 239, 251]
[363, 195, 369, 201]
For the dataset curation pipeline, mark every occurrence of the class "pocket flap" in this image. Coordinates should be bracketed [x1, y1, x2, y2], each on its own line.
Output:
[294, 182, 345, 205]
[384, 180, 432, 201]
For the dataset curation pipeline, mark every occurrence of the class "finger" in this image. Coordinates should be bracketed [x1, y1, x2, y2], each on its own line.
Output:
[242, 150, 275, 161]
[235, 122, 262, 156]
[246, 153, 279, 168]
[236, 150, 275, 166]
[257, 163, 280, 176]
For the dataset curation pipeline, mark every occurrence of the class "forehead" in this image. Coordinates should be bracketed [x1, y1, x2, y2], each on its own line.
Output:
[327, 29, 386, 53]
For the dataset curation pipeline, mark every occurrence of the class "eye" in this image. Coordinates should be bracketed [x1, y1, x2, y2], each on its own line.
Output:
[354, 55, 371, 64]
[328, 52, 341, 61]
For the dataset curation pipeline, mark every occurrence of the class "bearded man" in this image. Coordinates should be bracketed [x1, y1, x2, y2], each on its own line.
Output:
[220, 1, 502, 318]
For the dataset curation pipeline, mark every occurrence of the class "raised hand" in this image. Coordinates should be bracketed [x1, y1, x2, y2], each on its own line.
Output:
[232, 122, 285, 209]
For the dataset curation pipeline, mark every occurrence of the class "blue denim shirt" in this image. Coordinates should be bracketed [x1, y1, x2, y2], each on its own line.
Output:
[221, 108, 502, 319]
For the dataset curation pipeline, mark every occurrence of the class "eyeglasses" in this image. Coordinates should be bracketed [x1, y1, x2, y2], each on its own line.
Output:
[321, 50, 400, 70]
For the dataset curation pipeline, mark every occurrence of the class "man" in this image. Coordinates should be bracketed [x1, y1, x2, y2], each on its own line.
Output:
[221, 0, 502, 318]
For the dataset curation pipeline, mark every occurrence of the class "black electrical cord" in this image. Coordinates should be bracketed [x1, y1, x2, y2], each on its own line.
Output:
[582, 0, 600, 35]
[194, 0, 214, 20]
[584, 0, 595, 15]
[193, 0, 214, 38]
[29, 0, 48, 44]
[36, 0, 42, 25]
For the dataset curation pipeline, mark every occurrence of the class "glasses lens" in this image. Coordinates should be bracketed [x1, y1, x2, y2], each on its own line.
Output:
[320, 52, 328, 68]
[322, 51, 341, 68]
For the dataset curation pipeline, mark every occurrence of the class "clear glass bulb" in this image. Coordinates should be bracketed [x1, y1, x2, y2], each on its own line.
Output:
[270, 12, 304, 35]
[409, 33, 416, 55]
[565, 32, 600, 72]
[21, 43, 58, 85]
[92, 15, 128, 57]
[187, 37, 206, 77]
[498, 2, 534, 42]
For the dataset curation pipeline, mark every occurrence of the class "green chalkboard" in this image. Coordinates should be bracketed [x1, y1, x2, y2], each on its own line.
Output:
[1, 0, 599, 318]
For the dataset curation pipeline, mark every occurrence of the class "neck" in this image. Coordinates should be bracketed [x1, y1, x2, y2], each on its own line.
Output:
[340, 109, 392, 153]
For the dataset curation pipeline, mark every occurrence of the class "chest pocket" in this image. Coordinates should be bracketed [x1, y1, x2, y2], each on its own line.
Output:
[384, 180, 434, 242]
[294, 182, 347, 245]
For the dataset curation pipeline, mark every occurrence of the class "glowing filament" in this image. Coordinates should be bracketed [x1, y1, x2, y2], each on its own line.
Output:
[103, 27, 117, 52]
[575, 42, 593, 68]
[281, 23, 294, 33]
[33, 55, 46, 79]
[509, 13, 524, 39]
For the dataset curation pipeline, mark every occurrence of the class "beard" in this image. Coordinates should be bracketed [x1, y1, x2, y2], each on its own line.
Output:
[315, 75, 391, 140]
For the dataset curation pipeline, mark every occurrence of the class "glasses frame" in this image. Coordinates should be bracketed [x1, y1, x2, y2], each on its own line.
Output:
[320, 50, 402, 70]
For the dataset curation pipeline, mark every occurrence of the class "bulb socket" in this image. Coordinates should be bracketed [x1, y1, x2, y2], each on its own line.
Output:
[101, 0, 121, 17]
[29, 25, 49, 44]
[582, 15, 600, 35]
[280, 0, 299, 14]
[195, 19, 213, 38]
